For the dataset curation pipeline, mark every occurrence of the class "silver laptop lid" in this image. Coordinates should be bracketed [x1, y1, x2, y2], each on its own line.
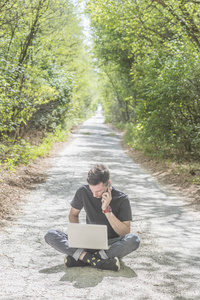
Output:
[67, 223, 108, 250]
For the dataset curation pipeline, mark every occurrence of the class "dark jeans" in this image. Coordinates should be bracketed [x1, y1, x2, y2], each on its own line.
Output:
[44, 229, 140, 261]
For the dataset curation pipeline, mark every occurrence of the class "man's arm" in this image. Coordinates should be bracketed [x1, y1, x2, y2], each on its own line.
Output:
[102, 186, 131, 237]
[69, 207, 81, 223]
[105, 213, 131, 237]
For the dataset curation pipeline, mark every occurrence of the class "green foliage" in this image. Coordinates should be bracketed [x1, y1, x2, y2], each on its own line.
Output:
[132, 50, 200, 158]
[0, 139, 36, 170]
[0, 115, 82, 170]
[0, 0, 98, 168]
[87, 0, 200, 159]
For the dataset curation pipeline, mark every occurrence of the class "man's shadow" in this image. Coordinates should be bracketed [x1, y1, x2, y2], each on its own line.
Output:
[39, 261, 137, 288]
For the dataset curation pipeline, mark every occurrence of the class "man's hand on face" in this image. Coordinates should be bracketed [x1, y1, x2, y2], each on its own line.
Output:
[101, 184, 112, 210]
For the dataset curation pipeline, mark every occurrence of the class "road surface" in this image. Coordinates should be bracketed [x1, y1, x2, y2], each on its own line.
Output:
[1, 112, 200, 299]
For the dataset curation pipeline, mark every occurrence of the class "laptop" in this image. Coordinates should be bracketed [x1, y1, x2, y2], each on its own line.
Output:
[67, 223, 109, 250]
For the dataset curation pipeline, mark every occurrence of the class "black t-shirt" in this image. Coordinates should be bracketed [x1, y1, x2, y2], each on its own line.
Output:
[70, 184, 132, 239]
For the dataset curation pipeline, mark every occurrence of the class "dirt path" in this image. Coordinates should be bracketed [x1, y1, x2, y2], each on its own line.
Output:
[1, 112, 200, 300]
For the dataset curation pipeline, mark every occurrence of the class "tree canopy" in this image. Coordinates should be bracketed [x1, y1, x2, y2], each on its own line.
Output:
[87, 0, 200, 159]
[0, 0, 99, 167]
[0, 0, 97, 140]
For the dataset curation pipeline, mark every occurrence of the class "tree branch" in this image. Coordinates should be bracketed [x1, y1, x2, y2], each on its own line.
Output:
[154, 0, 200, 50]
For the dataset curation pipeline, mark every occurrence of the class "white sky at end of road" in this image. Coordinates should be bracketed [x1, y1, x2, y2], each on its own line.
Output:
[70, 0, 92, 45]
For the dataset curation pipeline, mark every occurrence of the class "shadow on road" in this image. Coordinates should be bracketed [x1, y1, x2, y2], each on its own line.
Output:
[39, 261, 137, 288]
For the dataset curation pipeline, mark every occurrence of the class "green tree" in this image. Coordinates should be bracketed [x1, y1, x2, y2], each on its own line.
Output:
[0, 0, 98, 167]
[87, 0, 200, 158]
[0, 0, 96, 140]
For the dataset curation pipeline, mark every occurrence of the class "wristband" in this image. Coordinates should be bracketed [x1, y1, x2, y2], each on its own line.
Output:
[102, 206, 112, 214]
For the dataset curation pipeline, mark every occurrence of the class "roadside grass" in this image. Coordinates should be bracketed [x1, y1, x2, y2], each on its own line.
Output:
[123, 127, 200, 187]
[113, 121, 200, 188]
[0, 118, 82, 173]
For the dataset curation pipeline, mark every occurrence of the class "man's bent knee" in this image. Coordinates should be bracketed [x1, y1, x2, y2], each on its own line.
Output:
[44, 229, 57, 245]
[127, 233, 140, 251]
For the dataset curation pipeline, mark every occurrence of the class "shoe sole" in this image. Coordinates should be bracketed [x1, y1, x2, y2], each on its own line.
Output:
[114, 257, 120, 271]
[64, 255, 68, 267]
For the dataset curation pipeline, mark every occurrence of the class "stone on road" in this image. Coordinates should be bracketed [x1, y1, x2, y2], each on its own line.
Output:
[1, 112, 200, 300]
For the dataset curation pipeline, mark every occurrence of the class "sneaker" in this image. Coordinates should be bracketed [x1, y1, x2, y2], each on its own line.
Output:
[94, 251, 101, 259]
[96, 257, 120, 271]
[64, 255, 89, 268]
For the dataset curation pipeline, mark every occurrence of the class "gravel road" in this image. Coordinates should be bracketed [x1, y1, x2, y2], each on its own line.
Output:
[1, 112, 200, 300]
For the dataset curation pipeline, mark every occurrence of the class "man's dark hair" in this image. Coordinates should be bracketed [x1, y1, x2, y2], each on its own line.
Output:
[87, 164, 110, 185]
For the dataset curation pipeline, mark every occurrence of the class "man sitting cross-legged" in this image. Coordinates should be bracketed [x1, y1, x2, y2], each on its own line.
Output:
[45, 164, 140, 271]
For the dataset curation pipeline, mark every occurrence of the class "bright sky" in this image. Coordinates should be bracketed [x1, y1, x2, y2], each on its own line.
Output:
[70, 0, 92, 44]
